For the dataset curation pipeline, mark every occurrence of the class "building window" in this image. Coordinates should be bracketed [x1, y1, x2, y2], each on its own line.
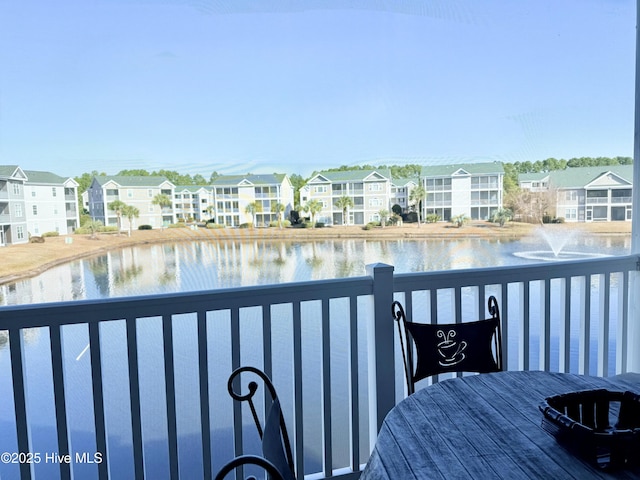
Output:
[127, 189, 133, 198]
[15, 204, 23, 217]
[148, 189, 153, 197]
[369, 183, 382, 191]
[16, 226, 25, 240]
[565, 191, 578, 201]
[314, 185, 328, 193]
[52, 187, 57, 197]
[31, 190, 36, 197]
[564, 208, 577, 220]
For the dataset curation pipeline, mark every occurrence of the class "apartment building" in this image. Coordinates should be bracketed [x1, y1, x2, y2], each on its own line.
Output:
[0, 166, 28, 245]
[421, 162, 505, 221]
[519, 165, 633, 222]
[23, 170, 80, 236]
[174, 186, 214, 222]
[1, 166, 80, 245]
[390, 178, 418, 214]
[88, 176, 176, 229]
[303, 169, 392, 225]
[210, 174, 294, 227]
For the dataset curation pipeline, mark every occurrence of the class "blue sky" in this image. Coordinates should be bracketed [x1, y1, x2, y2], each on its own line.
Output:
[0, 0, 635, 179]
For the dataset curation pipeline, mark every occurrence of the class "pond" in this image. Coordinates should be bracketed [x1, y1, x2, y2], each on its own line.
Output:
[0, 232, 631, 306]
[0, 233, 632, 479]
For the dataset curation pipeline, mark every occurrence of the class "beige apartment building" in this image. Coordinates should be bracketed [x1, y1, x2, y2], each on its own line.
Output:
[88, 176, 176, 229]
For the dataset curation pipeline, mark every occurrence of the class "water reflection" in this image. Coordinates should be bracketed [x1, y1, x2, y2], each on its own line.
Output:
[0, 236, 631, 307]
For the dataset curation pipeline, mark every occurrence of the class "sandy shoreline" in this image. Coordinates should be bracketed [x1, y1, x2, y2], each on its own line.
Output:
[0, 221, 631, 286]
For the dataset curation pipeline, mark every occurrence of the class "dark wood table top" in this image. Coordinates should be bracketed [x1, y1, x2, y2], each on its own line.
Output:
[360, 371, 640, 480]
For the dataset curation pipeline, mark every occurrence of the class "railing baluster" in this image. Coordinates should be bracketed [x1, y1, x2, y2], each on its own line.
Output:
[560, 277, 571, 373]
[541, 279, 551, 371]
[617, 271, 630, 373]
[348, 295, 360, 472]
[162, 314, 179, 479]
[598, 274, 611, 377]
[522, 282, 530, 371]
[197, 310, 212, 480]
[321, 297, 332, 476]
[500, 283, 508, 371]
[579, 275, 591, 375]
[230, 308, 242, 459]
[292, 301, 304, 476]
[9, 328, 31, 480]
[126, 317, 145, 480]
[50, 324, 71, 480]
[89, 322, 109, 480]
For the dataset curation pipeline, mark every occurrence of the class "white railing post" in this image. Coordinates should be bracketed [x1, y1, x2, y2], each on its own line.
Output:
[366, 262, 395, 448]
[629, 0, 640, 373]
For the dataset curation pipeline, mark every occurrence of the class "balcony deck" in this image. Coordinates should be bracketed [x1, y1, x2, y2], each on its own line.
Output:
[0, 254, 638, 479]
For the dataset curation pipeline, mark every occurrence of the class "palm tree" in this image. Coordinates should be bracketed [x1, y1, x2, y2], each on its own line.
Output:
[304, 199, 323, 228]
[335, 195, 354, 225]
[152, 194, 173, 229]
[271, 202, 285, 229]
[121, 204, 140, 236]
[409, 184, 427, 227]
[245, 201, 263, 227]
[206, 204, 216, 222]
[492, 208, 513, 227]
[85, 219, 103, 239]
[107, 200, 127, 235]
[378, 209, 390, 228]
[451, 213, 469, 228]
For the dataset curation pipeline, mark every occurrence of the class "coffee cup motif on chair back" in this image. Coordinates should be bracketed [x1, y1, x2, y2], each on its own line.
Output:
[436, 329, 467, 367]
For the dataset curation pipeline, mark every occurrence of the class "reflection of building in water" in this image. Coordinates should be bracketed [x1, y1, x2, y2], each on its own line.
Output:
[92, 245, 181, 297]
[0, 261, 86, 306]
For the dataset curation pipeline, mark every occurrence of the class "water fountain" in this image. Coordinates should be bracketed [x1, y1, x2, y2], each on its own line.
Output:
[513, 226, 609, 262]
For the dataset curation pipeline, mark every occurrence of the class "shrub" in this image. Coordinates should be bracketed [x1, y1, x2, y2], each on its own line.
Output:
[425, 214, 441, 223]
[553, 217, 565, 224]
[315, 222, 325, 228]
[138, 224, 153, 230]
[42, 231, 60, 237]
[206, 223, 225, 229]
[269, 220, 291, 228]
[100, 226, 119, 232]
[239, 223, 253, 229]
[363, 221, 381, 230]
[168, 223, 187, 228]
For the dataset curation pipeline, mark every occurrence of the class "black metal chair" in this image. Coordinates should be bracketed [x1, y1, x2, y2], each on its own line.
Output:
[225, 366, 296, 480]
[214, 455, 285, 480]
[393, 295, 503, 394]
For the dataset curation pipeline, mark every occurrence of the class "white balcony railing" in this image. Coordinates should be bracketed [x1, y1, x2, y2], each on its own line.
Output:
[0, 255, 637, 480]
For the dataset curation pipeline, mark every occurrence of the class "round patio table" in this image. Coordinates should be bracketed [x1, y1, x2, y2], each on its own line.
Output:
[360, 371, 640, 480]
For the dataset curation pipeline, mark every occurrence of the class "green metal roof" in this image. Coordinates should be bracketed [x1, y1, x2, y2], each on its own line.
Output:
[311, 169, 392, 182]
[518, 172, 549, 182]
[0, 165, 22, 177]
[24, 170, 68, 184]
[211, 173, 287, 186]
[93, 175, 172, 187]
[546, 165, 633, 188]
[420, 162, 505, 177]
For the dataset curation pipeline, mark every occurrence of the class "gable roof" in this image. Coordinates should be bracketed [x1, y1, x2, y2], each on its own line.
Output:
[0, 165, 27, 180]
[23, 170, 68, 185]
[420, 162, 504, 177]
[309, 169, 391, 182]
[92, 175, 173, 188]
[211, 173, 287, 186]
[546, 165, 634, 189]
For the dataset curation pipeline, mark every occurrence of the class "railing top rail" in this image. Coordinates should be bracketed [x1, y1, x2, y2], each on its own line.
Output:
[393, 254, 638, 292]
[0, 276, 373, 329]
